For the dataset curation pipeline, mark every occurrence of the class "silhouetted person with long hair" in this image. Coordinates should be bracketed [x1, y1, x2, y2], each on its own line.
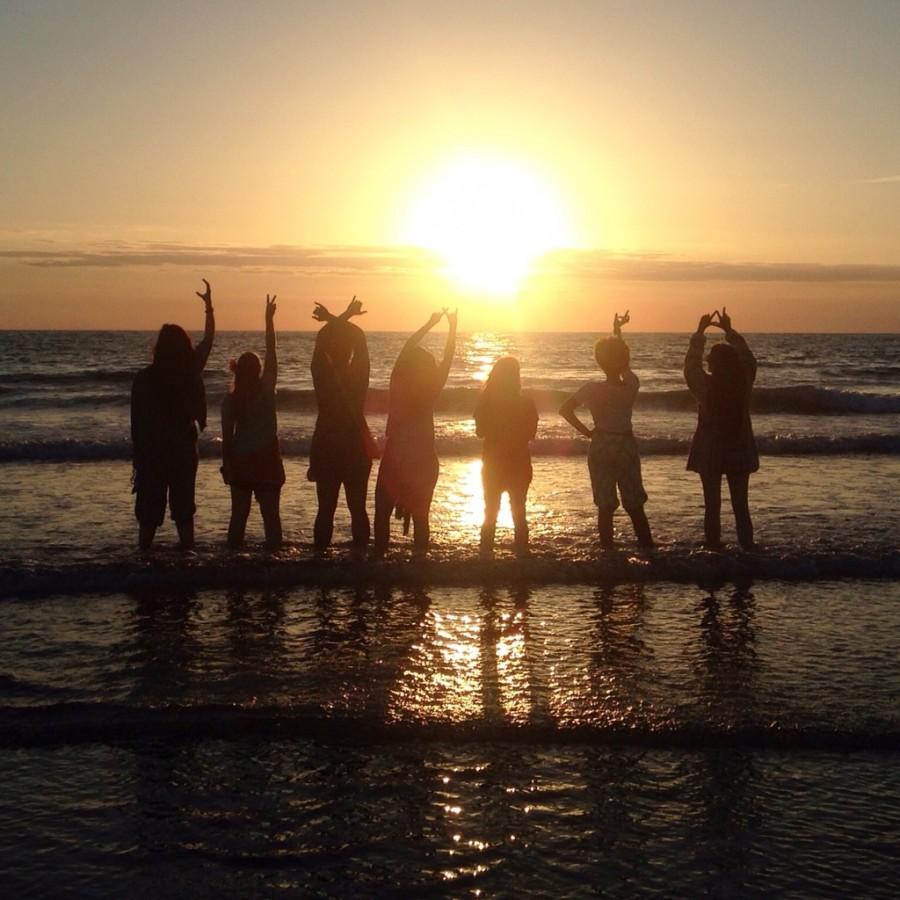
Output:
[221, 295, 284, 550]
[131, 279, 215, 550]
[559, 312, 653, 549]
[475, 357, 538, 558]
[374, 308, 457, 555]
[684, 307, 758, 549]
[309, 298, 374, 551]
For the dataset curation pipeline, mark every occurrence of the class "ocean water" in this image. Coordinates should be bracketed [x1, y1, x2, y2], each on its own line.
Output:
[1, 330, 898, 896]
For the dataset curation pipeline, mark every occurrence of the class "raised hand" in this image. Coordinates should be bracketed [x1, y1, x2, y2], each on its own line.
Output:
[345, 295, 366, 318]
[697, 312, 716, 333]
[445, 307, 458, 328]
[312, 302, 332, 323]
[265, 294, 277, 321]
[613, 309, 630, 336]
[716, 306, 732, 332]
[196, 278, 212, 308]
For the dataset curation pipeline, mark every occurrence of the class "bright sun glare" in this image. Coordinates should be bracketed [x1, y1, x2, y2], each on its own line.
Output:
[403, 153, 576, 299]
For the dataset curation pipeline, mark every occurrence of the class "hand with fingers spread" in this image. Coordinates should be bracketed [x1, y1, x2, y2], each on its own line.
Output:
[265, 294, 277, 322]
[613, 310, 630, 337]
[196, 278, 212, 309]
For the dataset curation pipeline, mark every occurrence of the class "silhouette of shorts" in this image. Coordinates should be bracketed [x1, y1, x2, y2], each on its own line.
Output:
[588, 432, 647, 512]
[134, 444, 199, 526]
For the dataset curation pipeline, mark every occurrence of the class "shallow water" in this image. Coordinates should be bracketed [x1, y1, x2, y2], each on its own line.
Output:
[1, 582, 898, 897]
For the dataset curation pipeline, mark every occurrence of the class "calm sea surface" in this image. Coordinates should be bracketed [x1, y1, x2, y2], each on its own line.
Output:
[0, 330, 898, 896]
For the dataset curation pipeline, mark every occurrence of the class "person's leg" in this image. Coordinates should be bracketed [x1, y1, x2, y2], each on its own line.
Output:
[135, 469, 165, 550]
[412, 500, 432, 554]
[314, 475, 341, 550]
[726, 471, 754, 549]
[700, 472, 723, 548]
[627, 507, 654, 548]
[597, 508, 616, 548]
[480, 481, 502, 556]
[344, 463, 372, 549]
[509, 486, 529, 557]
[170, 444, 199, 550]
[227, 486, 253, 548]
[257, 486, 283, 550]
[373, 475, 393, 555]
[138, 523, 157, 550]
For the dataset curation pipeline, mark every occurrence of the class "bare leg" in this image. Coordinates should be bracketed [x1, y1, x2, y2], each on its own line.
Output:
[726, 471, 754, 549]
[510, 487, 529, 557]
[138, 524, 156, 550]
[627, 506, 654, 548]
[597, 509, 615, 548]
[373, 481, 392, 554]
[175, 518, 195, 551]
[257, 486, 283, 550]
[344, 466, 372, 549]
[480, 483, 502, 556]
[412, 503, 431, 554]
[314, 476, 341, 551]
[228, 486, 253, 548]
[700, 473, 722, 549]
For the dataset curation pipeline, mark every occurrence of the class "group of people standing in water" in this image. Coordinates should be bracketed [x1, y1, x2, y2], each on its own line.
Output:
[131, 280, 759, 556]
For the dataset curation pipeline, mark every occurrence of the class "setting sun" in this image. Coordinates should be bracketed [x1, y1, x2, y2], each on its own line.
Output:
[403, 153, 577, 298]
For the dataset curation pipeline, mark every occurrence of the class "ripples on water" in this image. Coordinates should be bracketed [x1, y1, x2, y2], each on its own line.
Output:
[1, 583, 898, 896]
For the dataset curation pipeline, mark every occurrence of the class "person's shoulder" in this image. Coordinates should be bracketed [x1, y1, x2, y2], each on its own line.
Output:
[133, 365, 152, 386]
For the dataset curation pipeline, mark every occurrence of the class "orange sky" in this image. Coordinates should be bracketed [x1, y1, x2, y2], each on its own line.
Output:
[1, 1, 898, 331]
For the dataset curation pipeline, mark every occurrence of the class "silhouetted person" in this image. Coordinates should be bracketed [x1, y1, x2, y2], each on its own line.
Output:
[309, 298, 374, 551]
[131, 279, 215, 550]
[474, 357, 538, 558]
[221, 295, 284, 550]
[684, 307, 758, 549]
[559, 312, 653, 549]
[374, 308, 458, 555]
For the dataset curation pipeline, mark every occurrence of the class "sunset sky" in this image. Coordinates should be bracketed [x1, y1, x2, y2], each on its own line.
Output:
[1, 0, 898, 331]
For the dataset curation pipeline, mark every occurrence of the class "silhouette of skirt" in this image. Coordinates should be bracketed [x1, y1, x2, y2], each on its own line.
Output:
[687, 421, 759, 476]
[376, 440, 439, 516]
[227, 437, 285, 489]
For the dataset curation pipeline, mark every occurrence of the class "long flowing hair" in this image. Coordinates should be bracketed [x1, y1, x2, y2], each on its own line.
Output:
[707, 343, 746, 440]
[229, 351, 262, 422]
[150, 324, 195, 406]
[476, 356, 521, 420]
[391, 346, 438, 415]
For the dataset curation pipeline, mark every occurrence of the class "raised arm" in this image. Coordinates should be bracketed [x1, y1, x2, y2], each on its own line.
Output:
[403, 311, 443, 355]
[684, 313, 714, 400]
[718, 307, 757, 385]
[262, 294, 277, 391]
[559, 389, 593, 440]
[613, 309, 630, 338]
[312, 296, 365, 325]
[194, 279, 215, 368]
[347, 326, 370, 403]
[436, 308, 458, 388]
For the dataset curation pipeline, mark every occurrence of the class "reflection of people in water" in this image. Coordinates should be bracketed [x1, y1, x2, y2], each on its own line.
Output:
[684, 308, 758, 550]
[559, 311, 653, 549]
[374, 308, 457, 555]
[221, 295, 284, 550]
[131, 279, 215, 550]
[474, 357, 538, 557]
[308, 298, 375, 551]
